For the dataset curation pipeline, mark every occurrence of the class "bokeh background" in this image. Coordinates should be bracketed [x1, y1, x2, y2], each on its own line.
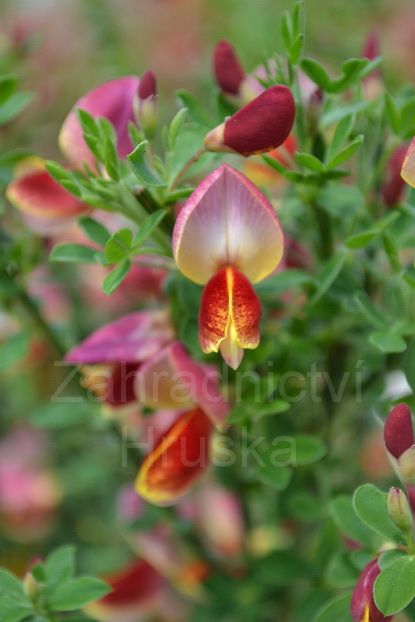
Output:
[1, 0, 415, 615]
[2, 0, 415, 161]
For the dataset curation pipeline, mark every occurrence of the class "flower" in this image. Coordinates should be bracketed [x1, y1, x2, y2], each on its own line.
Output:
[401, 138, 415, 188]
[384, 403, 414, 460]
[173, 164, 284, 368]
[204, 85, 295, 156]
[7, 76, 142, 233]
[192, 483, 245, 557]
[134, 341, 229, 505]
[86, 559, 164, 622]
[59, 76, 140, 170]
[351, 559, 392, 622]
[135, 408, 213, 507]
[381, 144, 408, 206]
[6, 162, 89, 235]
[65, 311, 173, 408]
[137, 70, 157, 138]
[213, 40, 245, 96]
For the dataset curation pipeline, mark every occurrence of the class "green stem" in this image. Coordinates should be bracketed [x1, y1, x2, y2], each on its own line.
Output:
[310, 199, 334, 260]
[1, 269, 66, 356]
[168, 145, 206, 191]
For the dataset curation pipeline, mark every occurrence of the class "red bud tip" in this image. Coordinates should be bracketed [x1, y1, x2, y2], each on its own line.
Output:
[362, 31, 380, 61]
[225, 85, 295, 156]
[139, 70, 157, 100]
[381, 144, 408, 206]
[384, 402, 414, 459]
[213, 40, 245, 96]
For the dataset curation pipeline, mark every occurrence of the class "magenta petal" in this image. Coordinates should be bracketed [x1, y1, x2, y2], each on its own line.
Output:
[59, 76, 140, 169]
[135, 341, 229, 429]
[384, 402, 414, 459]
[6, 169, 88, 221]
[351, 559, 391, 622]
[65, 311, 173, 364]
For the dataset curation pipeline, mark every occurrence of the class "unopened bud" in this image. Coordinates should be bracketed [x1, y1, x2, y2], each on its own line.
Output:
[382, 144, 408, 206]
[213, 40, 245, 97]
[388, 487, 413, 532]
[204, 85, 295, 157]
[23, 572, 38, 600]
[398, 446, 415, 485]
[137, 70, 157, 138]
[384, 403, 414, 459]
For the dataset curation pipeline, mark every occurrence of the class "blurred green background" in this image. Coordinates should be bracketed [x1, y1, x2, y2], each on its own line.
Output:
[1, 0, 415, 161]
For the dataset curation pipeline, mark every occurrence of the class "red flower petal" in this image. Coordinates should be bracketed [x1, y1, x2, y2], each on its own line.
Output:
[213, 40, 245, 96]
[205, 85, 295, 156]
[384, 402, 414, 459]
[135, 408, 213, 506]
[100, 559, 162, 607]
[199, 266, 261, 369]
[138, 70, 157, 100]
[7, 170, 88, 220]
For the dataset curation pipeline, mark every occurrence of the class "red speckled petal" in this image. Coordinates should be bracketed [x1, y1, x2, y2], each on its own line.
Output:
[135, 408, 212, 506]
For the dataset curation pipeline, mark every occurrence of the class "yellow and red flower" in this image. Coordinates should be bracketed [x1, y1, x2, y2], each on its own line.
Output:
[134, 342, 229, 504]
[173, 164, 284, 369]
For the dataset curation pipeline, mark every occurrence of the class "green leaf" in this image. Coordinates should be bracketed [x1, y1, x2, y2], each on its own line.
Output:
[405, 339, 415, 394]
[128, 141, 165, 187]
[353, 292, 387, 328]
[309, 252, 347, 305]
[0, 603, 33, 622]
[330, 495, 377, 546]
[132, 210, 166, 249]
[345, 229, 377, 249]
[385, 93, 401, 134]
[50, 244, 99, 263]
[102, 259, 131, 295]
[49, 577, 110, 611]
[379, 549, 407, 570]
[0, 569, 23, 597]
[295, 152, 326, 172]
[291, 435, 327, 466]
[353, 484, 404, 542]
[0, 333, 29, 372]
[30, 402, 92, 429]
[45, 161, 82, 197]
[255, 464, 292, 490]
[79, 217, 110, 246]
[320, 101, 370, 127]
[168, 107, 188, 148]
[326, 114, 355, 163]
[326, 134, 363, 169]
[45, 545, 76, 592]
[374, 555, 415, 616]
[0, 74, 18, 102]
[255, 269, 315, 295]
[301, 58, 331, 90]
[0, 91, 33, 125]
[369, 331, 407, 354]
[104, 228, 133, 263]
[175, 90, 212, 127]
[314, 593, 353, 622]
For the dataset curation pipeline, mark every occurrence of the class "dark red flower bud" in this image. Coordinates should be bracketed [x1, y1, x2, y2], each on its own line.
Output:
[213, 40, 245, 96]
[362, 32, 380, 62]
[351, 559, 392, 622]
[138, 70, 157, 100]
[205, 85, 295, 157]
[381, 144, 408, 206]
[384, 403, 414, 459]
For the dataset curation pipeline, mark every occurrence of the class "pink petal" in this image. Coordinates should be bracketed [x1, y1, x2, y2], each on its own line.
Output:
[59, 76, 140, 169]
[65, 311, 173, 364]
[6, 169, 88, 225]
[173, 163, 284, 284]
[135, 341, 229, 429]
[401, 138, 415, 188]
